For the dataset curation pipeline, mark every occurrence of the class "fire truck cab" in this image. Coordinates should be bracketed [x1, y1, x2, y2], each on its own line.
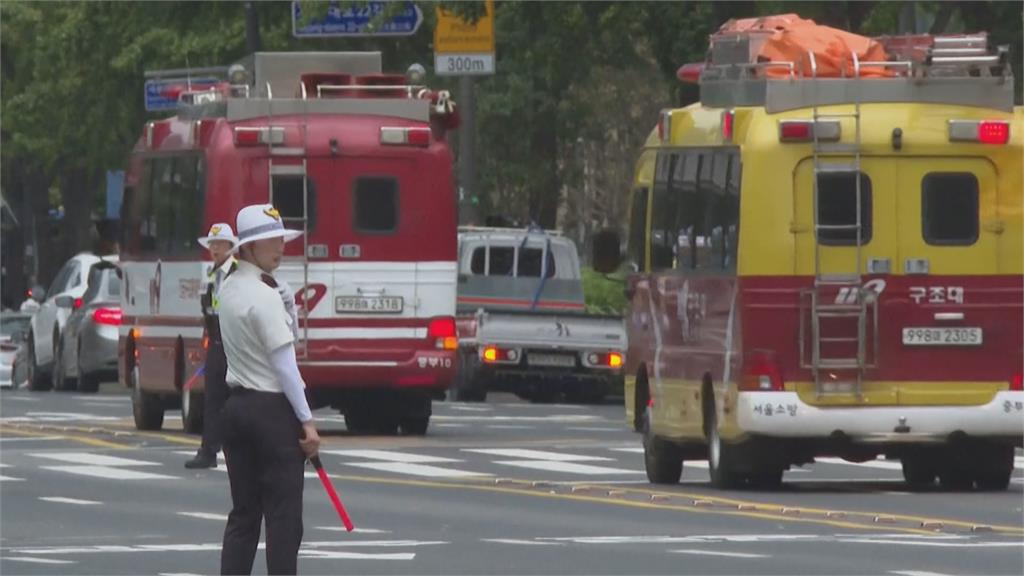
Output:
[120, 52, 459, 435]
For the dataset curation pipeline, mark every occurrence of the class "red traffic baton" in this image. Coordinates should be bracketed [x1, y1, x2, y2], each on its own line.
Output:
[310, 455, 355, 532]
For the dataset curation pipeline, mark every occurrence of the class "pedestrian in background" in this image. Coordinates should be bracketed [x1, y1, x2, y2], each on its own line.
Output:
[185, 223, 238, 469]
[217, 205, 319, 575]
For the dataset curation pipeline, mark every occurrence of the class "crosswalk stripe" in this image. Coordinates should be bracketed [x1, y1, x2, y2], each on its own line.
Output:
[463, 449, 612, 462]
[494, 460, 642, 475]
[346, 462, 489, 478]
[3, 556, 74, 564]
[41, 465, 176, 480]
[178, 512, 228, 521]
[672, 549, 769, 558]
[32, 452, 160, 467]
[0, 475, 24, 482]
[322, 449, 461, 464]
[39, 496, 102, 506]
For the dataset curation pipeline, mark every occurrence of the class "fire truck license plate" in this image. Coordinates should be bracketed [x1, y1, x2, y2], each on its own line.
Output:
[902, 327, 982, 346]
[335, 296, 404, 313]
[528, 353, 576, 367]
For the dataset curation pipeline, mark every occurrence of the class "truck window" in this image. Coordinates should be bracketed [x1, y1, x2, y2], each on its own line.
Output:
[354, 177, 398, 234]
[650, 152, 679, 271]
[517, 248, 556, 278]
[816, 172, 872, 246]
[469, 246, 515, 276]
[128, 155, 205, 256]
[922, 172, 978, 246]
[273, 175, 318, 233]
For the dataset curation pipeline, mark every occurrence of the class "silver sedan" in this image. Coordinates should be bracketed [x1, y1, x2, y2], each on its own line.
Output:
[53, 263, 121, 393]
[1, 312, 32, 389]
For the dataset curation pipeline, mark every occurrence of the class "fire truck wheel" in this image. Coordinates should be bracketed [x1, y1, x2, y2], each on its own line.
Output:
[131, 364, 165, 431]
[642, 408, 682, 484]
[707, 401, 744, 489]
[901, 452, 938, 488]
[181, 386, 204, 434]
[344, 410, 399, 435]
[399, 415, 430, 436]
[974, 444, 1013, 491]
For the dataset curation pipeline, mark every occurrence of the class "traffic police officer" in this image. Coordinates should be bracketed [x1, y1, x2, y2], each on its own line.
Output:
[218, 204, 319, 575]
[185, 223, 238, 469]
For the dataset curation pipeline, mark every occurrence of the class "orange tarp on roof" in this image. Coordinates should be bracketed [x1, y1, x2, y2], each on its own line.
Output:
[717, 14, 892, 78]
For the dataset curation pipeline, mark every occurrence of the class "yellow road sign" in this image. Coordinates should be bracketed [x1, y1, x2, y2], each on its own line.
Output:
[434, 0, 495, 54]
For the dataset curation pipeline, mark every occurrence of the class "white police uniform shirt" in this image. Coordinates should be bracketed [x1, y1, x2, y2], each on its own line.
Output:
[218, 260, 296, 393]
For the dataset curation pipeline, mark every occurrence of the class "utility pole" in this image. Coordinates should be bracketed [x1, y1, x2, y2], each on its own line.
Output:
[458, 76, 478, 225]
[245, 1, 262, 53]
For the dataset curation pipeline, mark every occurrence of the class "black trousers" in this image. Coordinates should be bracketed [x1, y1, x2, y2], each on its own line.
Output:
[200, 339, 227, 455]
[221, 389, 305, 575]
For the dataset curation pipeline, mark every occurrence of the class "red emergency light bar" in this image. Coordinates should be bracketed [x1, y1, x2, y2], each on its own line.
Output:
[677, 62, 704, 84]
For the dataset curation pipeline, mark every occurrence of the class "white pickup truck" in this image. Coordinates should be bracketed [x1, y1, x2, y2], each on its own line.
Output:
[452, 227, 627, 403]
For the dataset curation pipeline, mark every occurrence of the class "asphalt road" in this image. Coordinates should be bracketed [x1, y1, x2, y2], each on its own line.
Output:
[1, 383, 1022, 575]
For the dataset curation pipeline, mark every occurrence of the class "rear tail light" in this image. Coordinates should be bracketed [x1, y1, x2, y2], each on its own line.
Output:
[721, 110, 734, 142]
[74, 298, 83, 310]
[0, 343, 19, 353]
[740, 350, 784, 391]
[584, 351, 624, 369]
[92, 308, 122, 326]
[427, 317, 458, 350]
[1011, 373, 1023, 391]
[948, 120, 1010, 144]
[481, 345, 519, 364]
[778, 120, 841, 143]
[380, 126, 431, 147]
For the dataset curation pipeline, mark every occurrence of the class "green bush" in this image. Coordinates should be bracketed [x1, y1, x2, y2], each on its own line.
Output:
[581, 267, 627, 316]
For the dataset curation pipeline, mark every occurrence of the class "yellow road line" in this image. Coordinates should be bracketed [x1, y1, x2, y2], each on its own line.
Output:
[0, 426, 130, 450]
[320, 473, 963, 536]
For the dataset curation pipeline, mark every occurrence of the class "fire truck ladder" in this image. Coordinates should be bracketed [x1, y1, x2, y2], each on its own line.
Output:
[267, 81, 312, 359]
[802, 51, 876, 398]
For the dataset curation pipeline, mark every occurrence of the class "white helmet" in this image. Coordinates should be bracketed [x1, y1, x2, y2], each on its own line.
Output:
[235, 204, 303, 247]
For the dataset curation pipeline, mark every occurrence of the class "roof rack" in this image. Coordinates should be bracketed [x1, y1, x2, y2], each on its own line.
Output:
[458, 226, 564, 237]
[698, 32, 1014, 112]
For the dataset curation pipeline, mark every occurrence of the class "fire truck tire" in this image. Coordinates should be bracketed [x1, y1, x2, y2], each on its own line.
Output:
[27, 335, 52, 392]
[181, 386, 204, 434]
[901, 453, 938, 488]
[131, 364, 164, 431]
[642, 408, 682, 484]
[344, 411, 399, 435]
[706, 399, 744, 489]
[974, 444, 1013, 491]
[399, 415, 430, 436]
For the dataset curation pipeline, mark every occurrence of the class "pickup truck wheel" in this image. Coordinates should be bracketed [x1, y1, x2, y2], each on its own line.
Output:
[453, 352, 487, 402]
[642, 408, 682, 484]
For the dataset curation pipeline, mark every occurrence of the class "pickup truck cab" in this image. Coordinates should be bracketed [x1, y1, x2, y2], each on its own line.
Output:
[453, 227, 627, 402]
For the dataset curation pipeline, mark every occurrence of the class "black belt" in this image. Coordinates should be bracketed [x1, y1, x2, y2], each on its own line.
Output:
[228, 386, 282, 397]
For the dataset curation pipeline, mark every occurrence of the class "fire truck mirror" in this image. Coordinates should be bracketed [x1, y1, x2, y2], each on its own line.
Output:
[592, 229, 622, 274]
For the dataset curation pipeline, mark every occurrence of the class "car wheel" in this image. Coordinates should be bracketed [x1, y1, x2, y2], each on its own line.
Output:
[52, 338, 77, 392]
[27, 335, 51, 392]
[642, 407, 682, 484]
[131, 363, 164, 431]
[181, 385, 204, 434]
[75, 343, 100, 393]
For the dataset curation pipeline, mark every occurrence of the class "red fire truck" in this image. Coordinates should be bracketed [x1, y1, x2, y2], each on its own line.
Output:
[120, 52, 459, 435]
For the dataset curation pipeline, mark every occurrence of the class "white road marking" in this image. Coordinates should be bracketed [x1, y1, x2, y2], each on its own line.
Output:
[39, 496, 102, 506]
[464, 449, 612, 462]
[816, 457, 903, 470]
[609, 447, 644, 453]
[672, 549, 769, 558]
[3, 556, 74, 564]
[848, 539, 1023, 548]
[322, 449, 461, 463]
[41, 465, 176, 480]
[891, 571, 956, 576]
[346, 462, 489, 478]
[32, 452, 160, 467]
[8, 540, 445, 556]
[494, 460, 641, 475]
[0, 475, 25, 482]
[482, 539, 566, 546]
[0, 396, 38, 401]
[566, 426, 620, 432]
[1016, 456, 1024, 470]
[300, 551, 414, 560]
[433, 423, 466, 428]
[432, 415, 599, 423]
[0, 436, 63, 442]
[177, 512, 228, 521]
[448, 405, 493, 412]
[4, 411, 120, 422]
[316, 527, 389, 534]
[160, 573, 205, 576]
[486, 425, 532, 429]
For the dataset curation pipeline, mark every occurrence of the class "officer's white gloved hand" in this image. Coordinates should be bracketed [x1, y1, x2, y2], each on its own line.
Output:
[276, 281, 300, 339]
